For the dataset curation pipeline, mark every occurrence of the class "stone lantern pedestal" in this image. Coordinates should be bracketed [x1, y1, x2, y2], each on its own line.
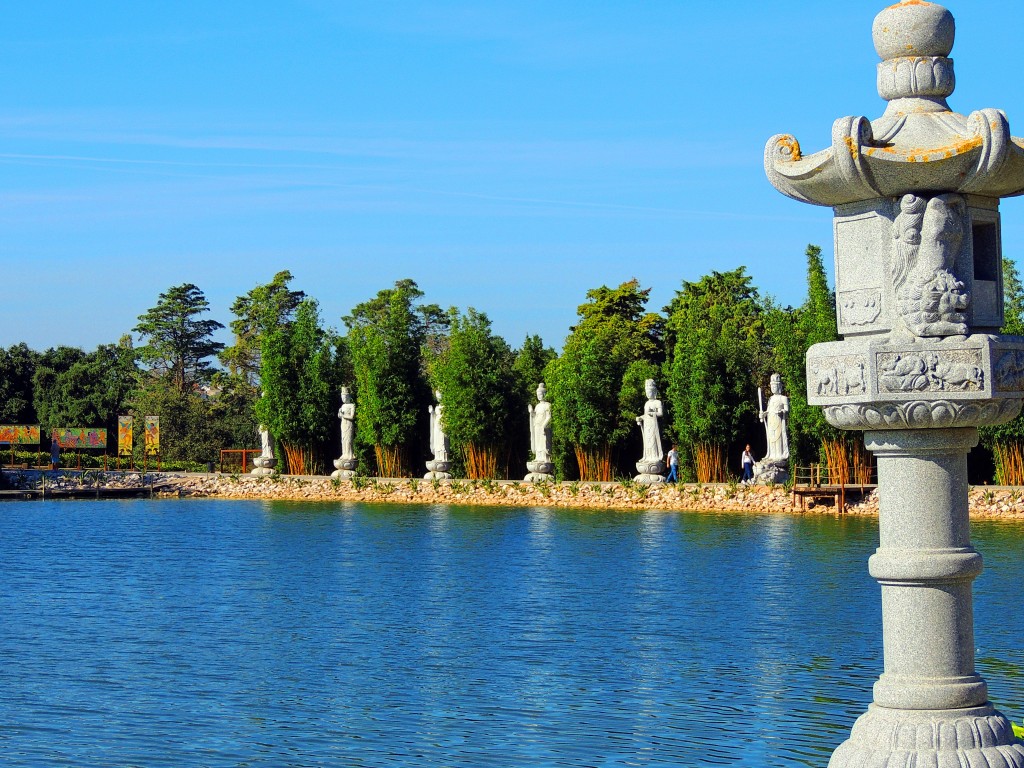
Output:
[765, 1, 1024, 765]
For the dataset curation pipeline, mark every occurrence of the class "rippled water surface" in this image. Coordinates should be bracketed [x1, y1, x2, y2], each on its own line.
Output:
[1, 500, 1023, 767]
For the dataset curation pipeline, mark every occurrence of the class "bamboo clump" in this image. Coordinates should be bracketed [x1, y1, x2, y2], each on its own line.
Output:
[574, 445, 612, 481]
[375, 444, 406, 478]
[822, 439, 850, 486]
[281, 442, 323, 476]
[994, 442, 1024, 486]
[464, 443, 498, 479]
[821, 438, 874, 485]
[693, 442, 726, 483]
[851, 440, 874, 485]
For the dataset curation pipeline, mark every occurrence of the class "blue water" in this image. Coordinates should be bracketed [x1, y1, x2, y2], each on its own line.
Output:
[1, 501, 1022, 767]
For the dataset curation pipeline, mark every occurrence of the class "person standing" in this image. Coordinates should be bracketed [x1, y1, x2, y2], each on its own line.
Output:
[741, 444, 755, 484]
[50, 433, 60, 471]
[666, 444, 679, 483]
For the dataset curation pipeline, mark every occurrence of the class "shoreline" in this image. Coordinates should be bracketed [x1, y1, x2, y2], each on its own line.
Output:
[6, 469, 1024, 520]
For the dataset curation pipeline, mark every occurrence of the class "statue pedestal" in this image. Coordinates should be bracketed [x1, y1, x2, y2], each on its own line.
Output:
[752, 460, 788, 486]
[251, 455, 277, 476]
[331, 457, 356, 480]
[634, 460, 665, 484]
[827, 428, 1024, 767]
[525, 459, 554, 482]
[424, 460, 451, 480]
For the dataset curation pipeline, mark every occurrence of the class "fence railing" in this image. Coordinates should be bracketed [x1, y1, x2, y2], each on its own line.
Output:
[220, 449, 260, 475]
[792, 463, 877, 488]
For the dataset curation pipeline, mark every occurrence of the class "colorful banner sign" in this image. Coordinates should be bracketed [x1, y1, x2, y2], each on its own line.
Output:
[54, 428, 107, 449]
[144, 416, 160, 456]
[0, 425, 40, 444]
[118, 416, 133, 456]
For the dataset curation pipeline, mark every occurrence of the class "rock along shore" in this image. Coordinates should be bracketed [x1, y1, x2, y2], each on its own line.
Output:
[154, 474, 1024, 520]
[5, 470, 1024, 519]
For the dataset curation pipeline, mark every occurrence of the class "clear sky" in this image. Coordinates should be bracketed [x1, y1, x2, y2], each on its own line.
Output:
[3, 1, 1023, 352]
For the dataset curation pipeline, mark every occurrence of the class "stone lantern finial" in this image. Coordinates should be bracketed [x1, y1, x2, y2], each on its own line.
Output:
[765, 0, 1024, 207]
[873, 1, 955, 107]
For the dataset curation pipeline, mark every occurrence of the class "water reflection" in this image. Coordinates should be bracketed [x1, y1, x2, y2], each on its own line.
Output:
[0, 501, 1019, 766]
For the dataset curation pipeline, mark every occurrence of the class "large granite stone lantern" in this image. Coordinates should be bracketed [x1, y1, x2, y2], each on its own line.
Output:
[766, 2, 1024, 766]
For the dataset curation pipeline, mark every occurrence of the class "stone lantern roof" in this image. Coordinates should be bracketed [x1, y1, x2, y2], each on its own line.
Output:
[765, 0, 1024, 206]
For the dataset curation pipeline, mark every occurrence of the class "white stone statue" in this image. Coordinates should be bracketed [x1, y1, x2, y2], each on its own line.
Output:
[252, 423, 277, 476]
[425, 389, 451, 479]
[753, 373, 789, 485]
[332, 386, 357, 479]
[634, 378, 666, 484]
[525, 382, 554, 482]
[529, 383, 552, 462]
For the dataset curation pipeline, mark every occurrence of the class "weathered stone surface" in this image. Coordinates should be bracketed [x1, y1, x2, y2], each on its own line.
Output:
[766, 2, 1024, 765]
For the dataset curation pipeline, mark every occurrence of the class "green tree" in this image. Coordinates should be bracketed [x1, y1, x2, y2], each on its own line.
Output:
[764, 245, 839, 468]
[220, 270, 306, 387]
[257, 299, 347, 475]
[545, 279, 662, 480]
[343, 279, 444, 476]
[215, 271, 308, 452]
[132, 284, 226, 462]
[134, 283, 224, 395]
[427, 308, 521, 478]
[663, 267, 762, 480]
[0, 343, 39, 424]
[512, 334, 556, 396]
[1002, 256, 1024, 336]
[32, 339, 138, 454]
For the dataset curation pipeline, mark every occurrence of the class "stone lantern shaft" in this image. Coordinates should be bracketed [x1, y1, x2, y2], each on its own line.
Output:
[765, 2, 1024, 766]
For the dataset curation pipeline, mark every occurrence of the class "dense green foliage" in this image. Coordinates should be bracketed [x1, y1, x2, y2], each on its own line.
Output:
[512, 334, 556, 396]
[33, 339, 138, 452]
[426, 308, 522, 475]
[21, 248, 1024, 482]
[762, 245, 839, 466]
[134, 283, 224, 395]
[256, 299, 348, 475]
[663, 268, 762, 472]
[131, 284, 226, 463]
[343, 279, 444, 475]
[545, 280, 662, 479]
[0, 343, 38, 424]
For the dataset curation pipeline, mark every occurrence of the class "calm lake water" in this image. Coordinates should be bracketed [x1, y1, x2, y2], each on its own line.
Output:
[1, 500, 1022, 767]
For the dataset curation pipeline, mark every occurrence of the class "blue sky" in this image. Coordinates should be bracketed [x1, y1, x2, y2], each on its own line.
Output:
[2, 1, 1023, 352]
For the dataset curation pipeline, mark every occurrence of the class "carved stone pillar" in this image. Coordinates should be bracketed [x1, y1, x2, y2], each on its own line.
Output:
[764, 1, 1024, 765]
[826, 427, 1024, 767]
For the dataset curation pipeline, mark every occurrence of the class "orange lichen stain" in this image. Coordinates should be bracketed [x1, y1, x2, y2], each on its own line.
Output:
[777, 136, 802, 161]
[843, 135, 859, 160]
[864, 136, 980, 163]
[889, 0, 931, 7]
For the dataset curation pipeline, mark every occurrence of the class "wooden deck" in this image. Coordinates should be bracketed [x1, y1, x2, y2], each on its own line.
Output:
[0, 485, 172, 501]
